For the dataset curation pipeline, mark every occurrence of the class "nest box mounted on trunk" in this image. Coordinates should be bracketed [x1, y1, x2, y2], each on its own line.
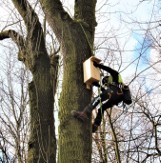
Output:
[83, 56, 101, 89]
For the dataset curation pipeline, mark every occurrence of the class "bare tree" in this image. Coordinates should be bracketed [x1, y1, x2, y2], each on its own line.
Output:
[0, 49, 29, 162]
[0, 0, 58, 162]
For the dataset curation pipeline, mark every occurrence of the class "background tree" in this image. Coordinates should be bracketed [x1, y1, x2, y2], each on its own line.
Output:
[0, 49, 29, 162]
[0, 0, 58, 162]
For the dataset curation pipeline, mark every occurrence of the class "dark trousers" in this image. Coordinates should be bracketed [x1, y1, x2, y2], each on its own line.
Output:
[87, 85, 124, 126]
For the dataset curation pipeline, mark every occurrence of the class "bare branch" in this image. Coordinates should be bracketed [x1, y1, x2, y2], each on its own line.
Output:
[0, 30, 25, 50]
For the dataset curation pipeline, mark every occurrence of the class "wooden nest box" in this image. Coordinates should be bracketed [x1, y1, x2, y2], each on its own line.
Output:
[83, 56, 101, 89]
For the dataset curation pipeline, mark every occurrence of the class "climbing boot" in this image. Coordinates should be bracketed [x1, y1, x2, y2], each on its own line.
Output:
[71, 110, 89, 122]
[71, 104, 93, 122]
[83, 104, 93, 114]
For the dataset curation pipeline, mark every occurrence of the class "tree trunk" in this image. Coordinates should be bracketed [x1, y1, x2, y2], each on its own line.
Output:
[58, 23, 93, 163]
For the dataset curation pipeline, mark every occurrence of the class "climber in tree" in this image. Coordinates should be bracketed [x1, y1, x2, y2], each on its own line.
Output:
[72, 62, 131, 132]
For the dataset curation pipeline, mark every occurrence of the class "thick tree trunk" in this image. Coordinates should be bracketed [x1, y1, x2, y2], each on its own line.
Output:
[58, 22, 93, 162]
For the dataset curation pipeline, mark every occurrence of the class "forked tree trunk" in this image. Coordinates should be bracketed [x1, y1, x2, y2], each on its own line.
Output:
[39, 0, 97, 162]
